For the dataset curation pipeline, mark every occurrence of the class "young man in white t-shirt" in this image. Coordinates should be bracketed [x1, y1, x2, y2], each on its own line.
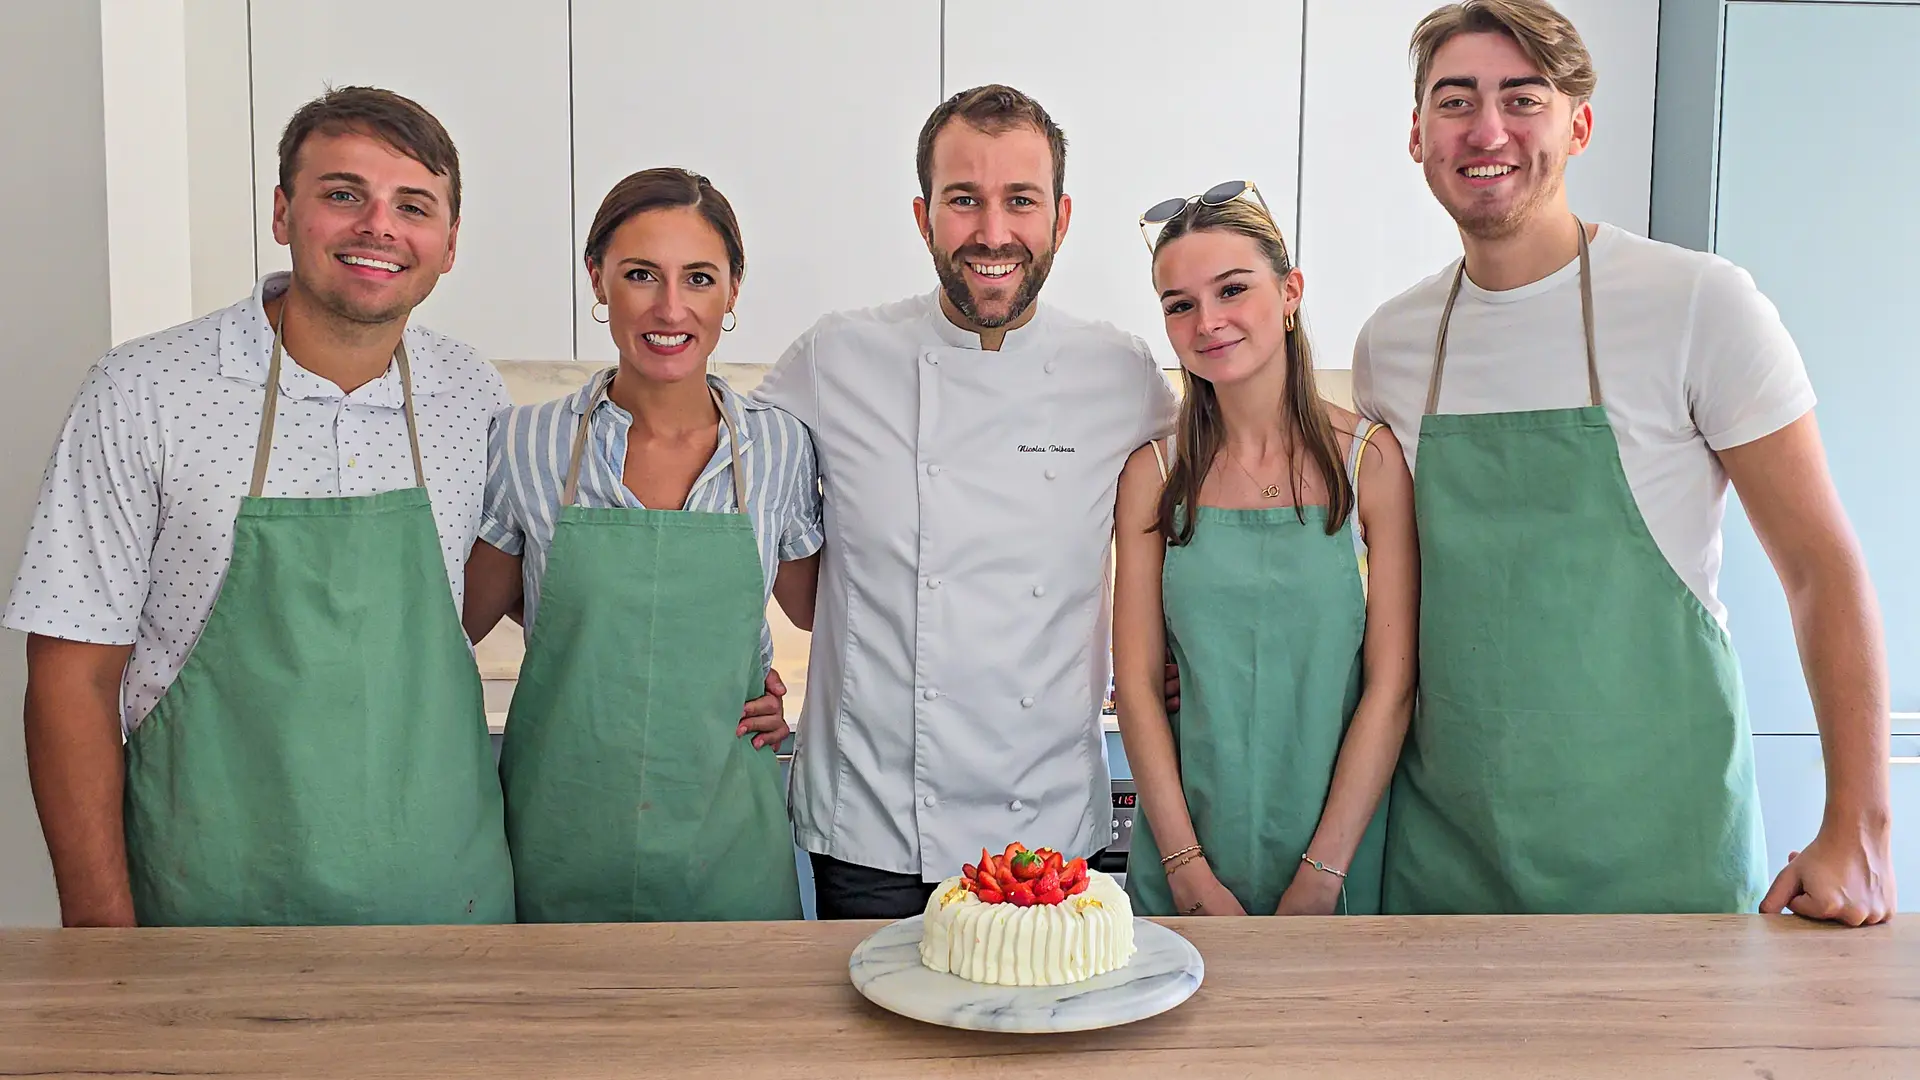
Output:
[1354, 0, 1893, 922]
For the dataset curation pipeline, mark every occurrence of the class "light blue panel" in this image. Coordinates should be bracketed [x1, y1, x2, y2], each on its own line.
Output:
[1105, 729, 1131, 781]
[1754, 734, 1919, 912]
[1713, 1, 1920, 736]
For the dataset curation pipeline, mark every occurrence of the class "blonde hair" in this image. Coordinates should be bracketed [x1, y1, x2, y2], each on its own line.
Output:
[1410, 0, 1597, 107]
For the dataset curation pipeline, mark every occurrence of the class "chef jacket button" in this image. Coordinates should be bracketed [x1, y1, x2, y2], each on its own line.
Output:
[1044, 360, 1057, 374]
[924, 795, 937, 808]
[1020, 696, 1035, 708]
[923, 688, 941, 701]
[1010, 799, 1024, 811]
[927, 578, 942, 590]
[927, 463, 943, 476]
[1032, 585, 1047, 598]
[1044, 468, 1057, 480]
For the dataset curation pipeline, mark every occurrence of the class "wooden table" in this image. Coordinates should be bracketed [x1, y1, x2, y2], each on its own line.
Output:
[2, 916, 1914, 1079]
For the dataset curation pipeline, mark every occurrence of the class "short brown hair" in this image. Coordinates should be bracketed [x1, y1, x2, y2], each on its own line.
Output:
[916, 84, 1068, 202]
[1410, 0, 1597, 107]
[583, 168, 746, 285]
[277, 86, 463, 218]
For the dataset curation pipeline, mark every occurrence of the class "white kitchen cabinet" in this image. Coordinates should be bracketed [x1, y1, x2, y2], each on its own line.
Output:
[1752, 733, 1918, 913]
[248, 2, 575, 360]
[569, 0, 941, 370]
[943, 0, 1304, 369]
[1297, 0, 1658, 368]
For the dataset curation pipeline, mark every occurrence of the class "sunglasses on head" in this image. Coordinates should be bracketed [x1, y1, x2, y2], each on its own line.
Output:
[1138, 179, 1285, 256]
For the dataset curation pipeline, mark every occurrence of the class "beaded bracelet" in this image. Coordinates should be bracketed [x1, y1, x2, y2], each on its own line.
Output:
[1159, 843, 1203, 867]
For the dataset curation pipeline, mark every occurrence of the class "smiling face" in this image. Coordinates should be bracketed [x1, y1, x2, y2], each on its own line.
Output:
[1152, 227, 1302, 389]
[587, 205, 739, 384]
[1410, 30, 1592, 241]
[270, 128, 458, 326]
[913, 121, 1071, 331]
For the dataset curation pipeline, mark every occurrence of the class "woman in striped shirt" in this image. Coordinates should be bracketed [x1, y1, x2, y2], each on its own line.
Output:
[463, 168, 821, 923]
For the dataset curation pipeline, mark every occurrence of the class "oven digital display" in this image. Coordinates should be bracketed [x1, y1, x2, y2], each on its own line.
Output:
[1112, 792, 1137, 809]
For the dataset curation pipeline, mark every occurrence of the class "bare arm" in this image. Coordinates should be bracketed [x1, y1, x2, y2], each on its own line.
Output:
[772, 552, 820, 633]
[462, 540, 524, 645]
[23, 635, 136, 927]
[1112, 444, 1243, 915]
[1279, 428, 1419, 914]
[1722, 414, 1894, 925]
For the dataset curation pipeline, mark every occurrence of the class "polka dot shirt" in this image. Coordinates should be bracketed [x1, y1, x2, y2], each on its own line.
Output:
[1, 273, 510, 733]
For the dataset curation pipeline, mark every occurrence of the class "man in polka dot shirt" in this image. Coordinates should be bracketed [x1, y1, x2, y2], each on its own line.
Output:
[4, 88, 520, 927]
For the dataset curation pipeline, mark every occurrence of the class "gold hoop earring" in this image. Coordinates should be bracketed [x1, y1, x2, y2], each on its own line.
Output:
[722, 310, 737, 332]
[591, 301, 609, 324]
[1284, 312, 1296, 333]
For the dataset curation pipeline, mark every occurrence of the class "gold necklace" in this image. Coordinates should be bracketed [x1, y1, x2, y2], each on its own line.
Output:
[1231, 450, 1284, 499]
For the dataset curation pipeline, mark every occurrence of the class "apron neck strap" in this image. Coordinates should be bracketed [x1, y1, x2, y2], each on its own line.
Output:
[1424, 216, 1601, 417]
[563, 373, 747, 514]
[251, 300, 423, 498]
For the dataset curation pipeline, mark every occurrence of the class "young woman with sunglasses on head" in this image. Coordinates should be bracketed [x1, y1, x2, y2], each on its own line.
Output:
[1113, 183, 1418, 916]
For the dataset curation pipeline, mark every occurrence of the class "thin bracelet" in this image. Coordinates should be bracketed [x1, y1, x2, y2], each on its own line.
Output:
[1159, 844, 1203, 867]
[1302, 855, 1350, 916]
[1165, 849, 1206, 876]
[1301, 854, 1347, 879]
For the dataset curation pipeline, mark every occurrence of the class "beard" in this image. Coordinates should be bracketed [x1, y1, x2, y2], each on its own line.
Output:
[1429, 146, 1569, 241]
[314, 285, 417, 326]
[931, 240, 1055, 329]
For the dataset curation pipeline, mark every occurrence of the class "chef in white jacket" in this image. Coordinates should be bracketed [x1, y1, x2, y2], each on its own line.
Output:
[755, 84, 1177, 919]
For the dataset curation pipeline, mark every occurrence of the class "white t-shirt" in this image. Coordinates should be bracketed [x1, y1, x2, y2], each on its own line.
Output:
[2, 273, 510, 732]
[1352, 224, 1815, 626]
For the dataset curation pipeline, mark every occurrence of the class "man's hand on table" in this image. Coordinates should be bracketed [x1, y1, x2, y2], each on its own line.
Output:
[1760, 825, 1896, 926]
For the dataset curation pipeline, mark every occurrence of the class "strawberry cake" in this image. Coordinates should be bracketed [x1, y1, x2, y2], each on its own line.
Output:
[918, 843, 1136, 987]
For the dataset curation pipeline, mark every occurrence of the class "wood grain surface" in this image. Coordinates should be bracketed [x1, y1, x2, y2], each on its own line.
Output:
[2, 915, 1913, 1079]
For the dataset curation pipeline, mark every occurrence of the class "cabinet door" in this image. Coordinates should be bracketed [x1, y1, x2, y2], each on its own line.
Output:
[1753, 734, 1918, 913]
[944, 0, 1304, 369]
[249, 2, 574, 360]
[569, 1, 941, 370]
[1713, 3, 1920, 735]
[1297, 0, 1657, 368]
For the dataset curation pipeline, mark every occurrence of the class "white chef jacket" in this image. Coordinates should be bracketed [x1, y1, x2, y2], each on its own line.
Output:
[753, 292, 1177, 880]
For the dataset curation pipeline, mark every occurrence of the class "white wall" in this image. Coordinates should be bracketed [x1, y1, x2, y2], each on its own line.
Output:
[184, 0, 257, 316]
[100, 0, 194, 345]
[248, 1, 575, 360]
[1, 0, 113, 927]
[102, 1, 1664, 372]
[1298, 0, 1660, 371]
[570, 0, 941, 370]
[945, 0, 1304, 367]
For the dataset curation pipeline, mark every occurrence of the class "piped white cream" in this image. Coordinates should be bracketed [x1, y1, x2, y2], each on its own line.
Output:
[917, 870, 1136, 986]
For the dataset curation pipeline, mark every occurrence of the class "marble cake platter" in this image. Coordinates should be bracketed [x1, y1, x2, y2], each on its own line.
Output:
[848, 914, 1204, 1034]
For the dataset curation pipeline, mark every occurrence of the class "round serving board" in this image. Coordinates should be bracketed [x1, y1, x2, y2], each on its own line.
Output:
[848, 914, 1203, 1034]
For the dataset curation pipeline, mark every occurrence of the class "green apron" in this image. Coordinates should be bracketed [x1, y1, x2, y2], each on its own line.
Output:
[1382, 221, 1767, 914]
[123, 318, 516, 927]
[499, 376, 801, 923]
[1126, 431, 1388, 916]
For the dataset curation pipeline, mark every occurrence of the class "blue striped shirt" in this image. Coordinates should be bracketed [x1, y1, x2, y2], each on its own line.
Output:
[479, 371, 823, 674]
